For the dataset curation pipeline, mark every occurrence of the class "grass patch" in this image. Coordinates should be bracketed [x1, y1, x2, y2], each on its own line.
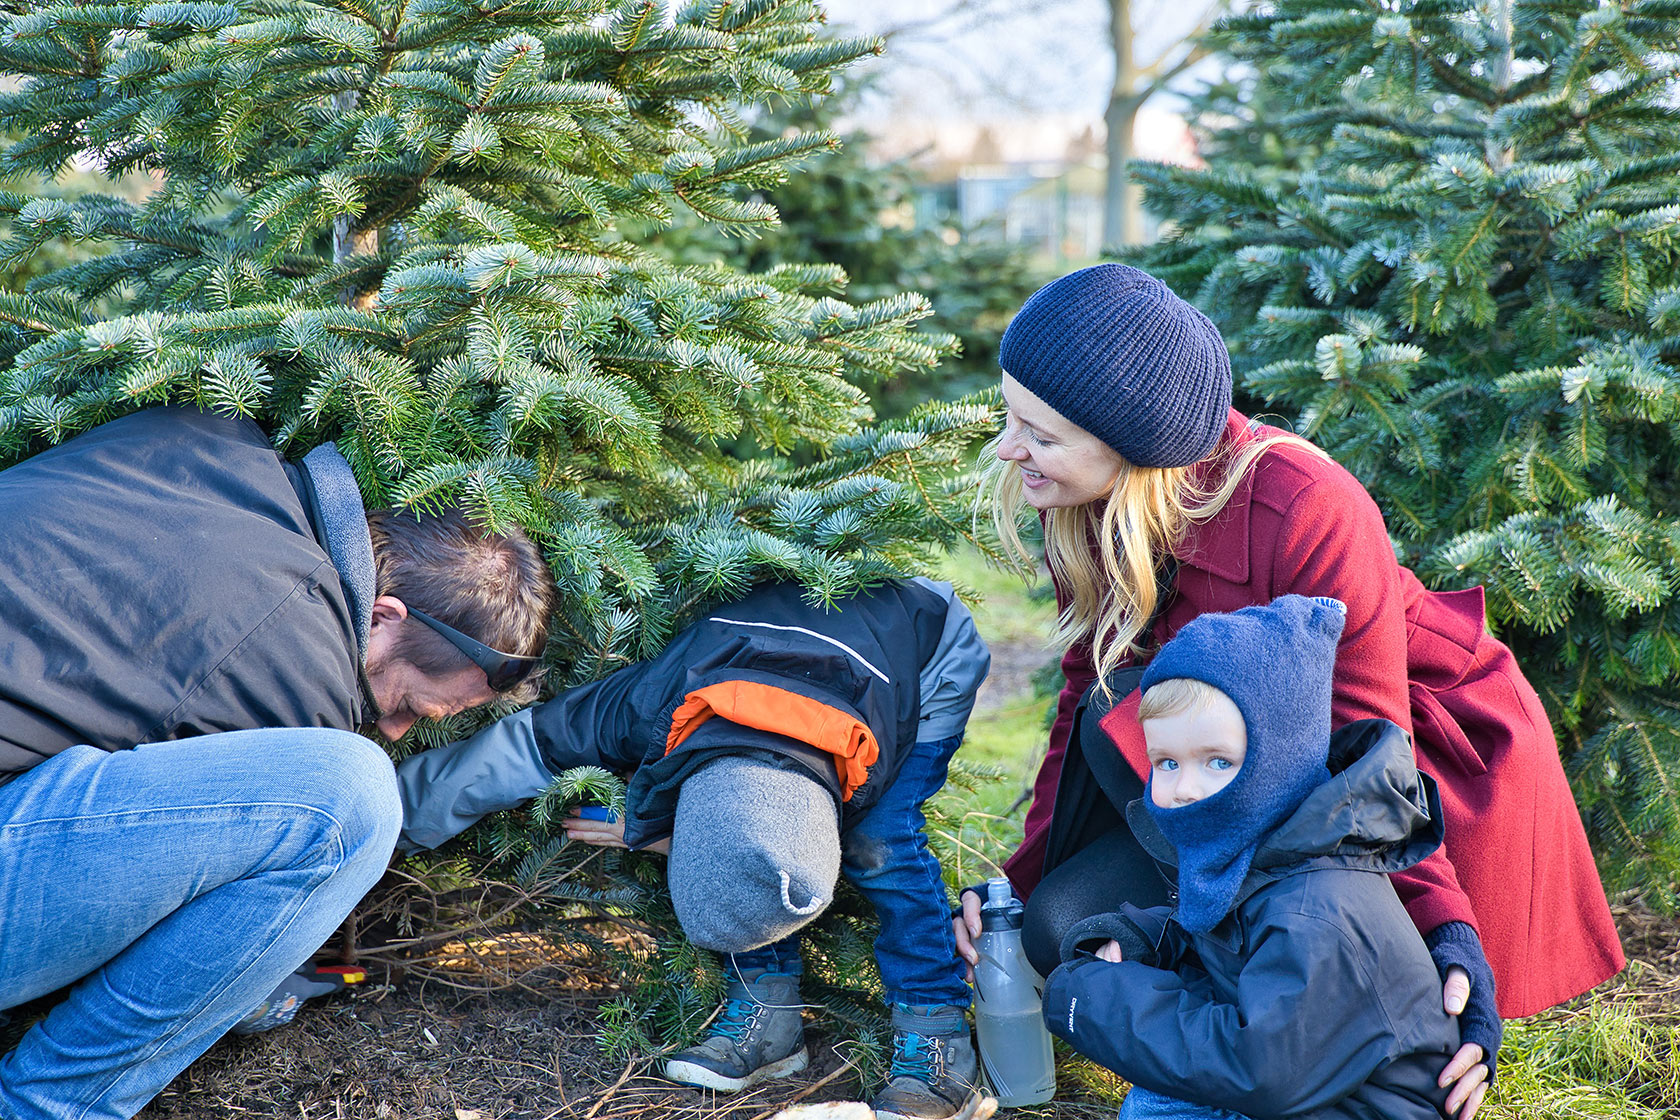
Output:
[1484, 998, 1680, 1118]
[941, 542, 1057, 651]
[930, 546, 1059, 887]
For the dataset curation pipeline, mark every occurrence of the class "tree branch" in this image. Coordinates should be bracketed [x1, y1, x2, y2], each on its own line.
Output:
[1137, 40, 1213, 96]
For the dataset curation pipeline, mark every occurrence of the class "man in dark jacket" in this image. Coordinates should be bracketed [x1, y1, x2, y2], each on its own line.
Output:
[396, 578, 991, 1120]
[0, 407, 555, 1120]
[1044, 596, 1461, 1120]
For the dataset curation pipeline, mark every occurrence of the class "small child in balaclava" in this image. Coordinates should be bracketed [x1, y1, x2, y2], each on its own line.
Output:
[1042, 595, 1462, 1120]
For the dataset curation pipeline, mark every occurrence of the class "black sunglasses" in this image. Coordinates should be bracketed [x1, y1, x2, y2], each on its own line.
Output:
[405, 607, 543, 692]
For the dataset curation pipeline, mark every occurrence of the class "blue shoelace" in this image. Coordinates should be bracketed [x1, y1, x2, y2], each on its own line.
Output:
[890, 1033, 938, 1081]
[713, 996, 757, 1041]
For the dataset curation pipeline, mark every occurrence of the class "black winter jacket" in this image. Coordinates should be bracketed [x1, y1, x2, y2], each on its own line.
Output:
[530, 580, 948, 847]
[1043, 720, 1460, 1120]
[0, 407, 366, 781]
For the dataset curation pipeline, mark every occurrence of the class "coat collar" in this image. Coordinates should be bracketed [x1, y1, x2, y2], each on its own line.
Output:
[1171, 409, 1262, 586]
[299, 441, 375, 658]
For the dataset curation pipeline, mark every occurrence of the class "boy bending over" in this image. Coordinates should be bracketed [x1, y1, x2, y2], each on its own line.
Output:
[1045, 595, 1463, 1120]
[398, 578, 988, 1120]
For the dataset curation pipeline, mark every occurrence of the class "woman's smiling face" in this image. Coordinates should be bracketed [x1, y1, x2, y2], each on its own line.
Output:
[996, 372, 1127, 509]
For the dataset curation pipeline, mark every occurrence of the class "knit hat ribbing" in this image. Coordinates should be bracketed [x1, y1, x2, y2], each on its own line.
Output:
[999, 263, 1233, 468]
[667, 752, 841, 953]
[1140, 594, 1347, 933]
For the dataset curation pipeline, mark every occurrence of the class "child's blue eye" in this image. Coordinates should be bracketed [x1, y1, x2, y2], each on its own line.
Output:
[1209, 757, 1234, 771]
[1155, 758, 1178, 772]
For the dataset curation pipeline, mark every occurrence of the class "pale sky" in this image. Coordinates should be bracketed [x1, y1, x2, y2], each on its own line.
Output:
[820, 0, 1223, 126]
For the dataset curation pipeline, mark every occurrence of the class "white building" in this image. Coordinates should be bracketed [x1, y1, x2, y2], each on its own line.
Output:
[871, 109, 1200, 263]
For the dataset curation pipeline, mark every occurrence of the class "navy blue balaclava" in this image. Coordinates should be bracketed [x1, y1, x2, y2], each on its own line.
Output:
[1139, 595, 1347, 933]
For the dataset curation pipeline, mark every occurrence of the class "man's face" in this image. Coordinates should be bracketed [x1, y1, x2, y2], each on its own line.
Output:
[1142, 688, 1248, 809]
[365, 657, 497, 741]
[363, 595, 498, 740]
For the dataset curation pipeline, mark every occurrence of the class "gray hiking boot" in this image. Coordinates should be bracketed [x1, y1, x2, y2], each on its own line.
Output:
[871, 1003, 983, 1120]
[663, 969, 807, 1092]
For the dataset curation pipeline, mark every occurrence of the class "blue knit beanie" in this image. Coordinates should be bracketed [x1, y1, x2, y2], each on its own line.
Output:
[1140, 595, 1347, 933]
[999, 263, 1233, 468]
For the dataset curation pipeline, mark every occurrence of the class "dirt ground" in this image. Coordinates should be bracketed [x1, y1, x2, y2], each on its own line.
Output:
[130, 940, 1114, 1120]
[6, 634, 1676, 1120]
[0, 902, 1618, 1120]
[140, 979, 937, 1120]
[2, 850, 1674, 1120]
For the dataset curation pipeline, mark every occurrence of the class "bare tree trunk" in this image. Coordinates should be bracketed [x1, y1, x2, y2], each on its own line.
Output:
[1105, 95, 1148, 248]
[333, 219, 379, 265]
[1103, 0, 1221, 247]
[331, 89, 380, 308]
[1104, 0, 1142, 248]
[1484, 0, 1515, 170]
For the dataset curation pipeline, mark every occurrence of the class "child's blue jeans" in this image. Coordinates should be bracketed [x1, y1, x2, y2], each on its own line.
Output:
[1120, 1086, 1252, 1120]
[731, 733, 971, 1008]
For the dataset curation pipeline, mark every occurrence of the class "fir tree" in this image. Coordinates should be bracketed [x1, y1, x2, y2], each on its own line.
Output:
[1130, 0, 1680, 903]
[0, 0, 996, 667]
[650, 81, 1045, 418]
[0, 0, 999, 1052]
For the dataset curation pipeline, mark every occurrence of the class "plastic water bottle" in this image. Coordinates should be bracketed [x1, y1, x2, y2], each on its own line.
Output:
[971, 876, 1056, 1105]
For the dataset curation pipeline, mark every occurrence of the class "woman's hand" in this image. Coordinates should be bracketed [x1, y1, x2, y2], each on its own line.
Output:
[561, 812, 671, 855]
[1439, 965, 1489, 1119]
[953, 889, 983, 982]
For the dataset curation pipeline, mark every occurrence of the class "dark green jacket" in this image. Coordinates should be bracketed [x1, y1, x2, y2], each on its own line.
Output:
[0, 407, 366, 781]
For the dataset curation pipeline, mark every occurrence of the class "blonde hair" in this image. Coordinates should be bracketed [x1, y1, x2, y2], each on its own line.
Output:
[982, 423, 1324, 697]
[1138, 677, 1223, 723]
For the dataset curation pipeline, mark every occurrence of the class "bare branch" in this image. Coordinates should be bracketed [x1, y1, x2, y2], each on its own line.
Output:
[1137, 40, 1214, 98]
[867, 0, 1064, 44]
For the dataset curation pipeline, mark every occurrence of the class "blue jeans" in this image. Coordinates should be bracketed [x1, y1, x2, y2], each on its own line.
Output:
[1120, 1086, 1251, 1120]
[0, 730, 402, 1120]
[735, 733, 970, 1008]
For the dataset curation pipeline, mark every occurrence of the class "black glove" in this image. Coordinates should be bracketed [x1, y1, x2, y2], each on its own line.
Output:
[1426, 921, 1503, 1083]
[1059, 905, 1162, 968]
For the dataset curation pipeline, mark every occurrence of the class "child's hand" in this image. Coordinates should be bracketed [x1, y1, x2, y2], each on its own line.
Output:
[562, 811, 671, 855]
[562, 811, 627, 847]
[1096, 939, 1123, 963]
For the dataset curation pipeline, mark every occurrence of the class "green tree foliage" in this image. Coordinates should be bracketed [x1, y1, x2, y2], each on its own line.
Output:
[0, 156, 146, 298]
[0, 0, 1000, 1052]
[1176, 64, 1314, 181]
[650, 83, 1044, 417]
[1130, 0, 1680, 904]
[0, 0, 996, 661]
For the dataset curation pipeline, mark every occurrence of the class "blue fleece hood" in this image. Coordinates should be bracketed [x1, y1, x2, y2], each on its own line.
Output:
[1141, 594, 1347, 933]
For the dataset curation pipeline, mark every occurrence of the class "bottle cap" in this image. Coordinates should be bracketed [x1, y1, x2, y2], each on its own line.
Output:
[979, 875, 1024, 931]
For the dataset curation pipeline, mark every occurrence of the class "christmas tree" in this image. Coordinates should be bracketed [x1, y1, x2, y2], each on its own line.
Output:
[0, 0, 998, 1050]
[0, 1, 993, 638]
[1130, 0, 1680, 902]
[649, 82, 1045, 418]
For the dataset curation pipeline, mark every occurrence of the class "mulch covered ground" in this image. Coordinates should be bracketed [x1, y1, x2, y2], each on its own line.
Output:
[0, 904, 1672, 1119]
[128, 951, 978, 1120]
[117, 903, 1680, 1119]
[131, 962, 1103, 1120]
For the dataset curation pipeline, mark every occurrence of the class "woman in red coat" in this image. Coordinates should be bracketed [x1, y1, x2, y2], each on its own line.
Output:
[955, 264, 1623, 1120]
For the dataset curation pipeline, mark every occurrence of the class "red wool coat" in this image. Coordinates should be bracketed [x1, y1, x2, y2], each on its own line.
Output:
[1003, 410, 1624, 1019]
